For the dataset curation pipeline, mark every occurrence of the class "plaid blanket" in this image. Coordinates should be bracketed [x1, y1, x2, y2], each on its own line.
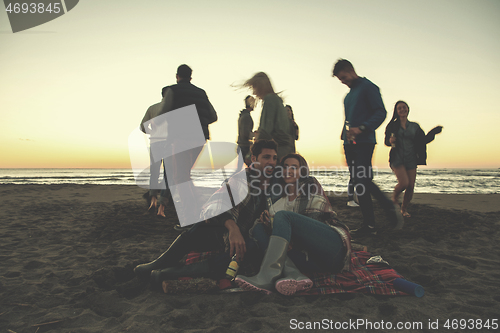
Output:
[182, 250, 406, 296]
[298, 251, 405, 295]
[184, 251, 220, 265]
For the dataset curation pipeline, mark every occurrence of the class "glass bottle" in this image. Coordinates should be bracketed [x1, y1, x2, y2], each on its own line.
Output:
[225, 254, 239, 280]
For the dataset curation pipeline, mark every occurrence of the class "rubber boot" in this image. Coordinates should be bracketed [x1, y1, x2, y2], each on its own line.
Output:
[275, 256, 313, 295]
[150, 260, 211, 289]
[134, 232, 190, 280]
[234, 235, 288, 294]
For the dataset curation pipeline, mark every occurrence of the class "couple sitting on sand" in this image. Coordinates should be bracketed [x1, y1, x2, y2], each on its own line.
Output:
[135, 139, 352, 295]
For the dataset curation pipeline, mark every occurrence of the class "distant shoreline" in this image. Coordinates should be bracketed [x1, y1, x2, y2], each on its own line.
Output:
[0, 184, 498, 213]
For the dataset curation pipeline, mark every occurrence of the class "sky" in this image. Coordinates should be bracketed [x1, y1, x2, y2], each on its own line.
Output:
[1, 0, 499, 169]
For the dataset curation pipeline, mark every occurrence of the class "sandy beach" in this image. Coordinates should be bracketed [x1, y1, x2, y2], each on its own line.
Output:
[1, 184, 499, 332]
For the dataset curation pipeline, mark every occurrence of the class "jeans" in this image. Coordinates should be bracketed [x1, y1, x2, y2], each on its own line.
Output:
[344, 144, 355, 201]
[258, 211, 346, 273]
[161, 142, 205, 224]
[344, 143, 394, 227]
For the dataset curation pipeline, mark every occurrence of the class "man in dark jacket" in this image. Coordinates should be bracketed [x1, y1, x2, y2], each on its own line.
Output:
[236, 95, 255, 171]
[156, 64, 218, 223]
[333, 59, 403, 236]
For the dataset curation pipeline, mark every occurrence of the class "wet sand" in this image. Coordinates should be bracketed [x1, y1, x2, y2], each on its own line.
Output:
[1, 184, 499, 332]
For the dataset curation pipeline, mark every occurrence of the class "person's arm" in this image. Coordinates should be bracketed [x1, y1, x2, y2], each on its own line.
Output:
[297, 177, 334, 220]
[157, 88, 174, 116]
[362, 84, 387, 131]
[140, 107, 153, 133]
[224, 219, 246, 261]
[425, 126, 443, 144]
[384, 123, 395, 147]
[204, 93, 218, 124]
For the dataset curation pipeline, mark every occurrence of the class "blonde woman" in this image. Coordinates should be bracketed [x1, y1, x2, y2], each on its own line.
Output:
[242, 72, 293, 161]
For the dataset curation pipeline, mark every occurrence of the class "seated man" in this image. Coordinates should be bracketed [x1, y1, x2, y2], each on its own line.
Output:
[133, 139, 279, 288]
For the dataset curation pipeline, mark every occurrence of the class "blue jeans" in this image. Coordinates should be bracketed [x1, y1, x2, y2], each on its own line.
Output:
[344, 144, 355, 201]
[344, 143, 394, 227]
[256, 211, 346, 273]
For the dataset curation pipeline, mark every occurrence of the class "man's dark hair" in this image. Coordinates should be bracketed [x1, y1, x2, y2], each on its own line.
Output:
[161, 86, 168, 98]
[251, 139, 277, 158]
[332, 59, 355, 76]
[244, 95, 253, 108]
[177, 64, 192, 79]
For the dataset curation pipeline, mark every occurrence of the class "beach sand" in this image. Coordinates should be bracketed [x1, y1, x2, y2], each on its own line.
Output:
[1, 184, 499, 332]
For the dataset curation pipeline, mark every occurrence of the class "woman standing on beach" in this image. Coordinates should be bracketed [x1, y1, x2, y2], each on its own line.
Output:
[285, 105, 299, 153]
[384, 101, 443, 217]
[235, 153, 352, 295]
[243, 72, 293, 161]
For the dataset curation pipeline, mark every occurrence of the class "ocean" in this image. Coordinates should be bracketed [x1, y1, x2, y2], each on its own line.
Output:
[1, 168, 499, 195]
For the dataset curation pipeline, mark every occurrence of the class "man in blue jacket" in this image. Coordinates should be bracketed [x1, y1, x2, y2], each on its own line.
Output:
[333, 59, 403, 236]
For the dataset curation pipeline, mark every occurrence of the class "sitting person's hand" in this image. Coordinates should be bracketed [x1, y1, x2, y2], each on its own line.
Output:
[225, 220, 246, 261]
[259, 210, 271, 224]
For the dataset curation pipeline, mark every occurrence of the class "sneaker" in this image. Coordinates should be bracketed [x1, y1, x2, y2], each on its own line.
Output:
[347, 200, 359, 207]
[351, 225, 377, 238]
[173, 224, 191, 232]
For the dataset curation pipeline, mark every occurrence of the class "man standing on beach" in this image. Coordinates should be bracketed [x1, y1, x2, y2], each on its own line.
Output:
[156, 64, 218, 222]
[236, 95, 255, 171]
[332, 59, 403, 236]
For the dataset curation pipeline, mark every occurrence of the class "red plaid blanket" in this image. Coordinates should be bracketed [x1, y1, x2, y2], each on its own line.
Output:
[298, 251, 405, 295]
[182, 250, 406, 296]
[184, 251, 219, 265]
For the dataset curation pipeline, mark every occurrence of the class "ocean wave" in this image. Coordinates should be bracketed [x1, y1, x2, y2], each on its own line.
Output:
[1, 169, 499, 194]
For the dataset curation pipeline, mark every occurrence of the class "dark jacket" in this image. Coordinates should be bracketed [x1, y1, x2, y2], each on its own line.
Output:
[167, 81, 217, 139]
[237, 109, 254, 146]
[342, 77, 387, 144]
[385, 121, 442, 165]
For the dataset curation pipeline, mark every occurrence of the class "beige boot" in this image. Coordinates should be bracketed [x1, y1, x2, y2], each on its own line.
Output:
[275, 256, 313, 295]
[234, 235, 288, 294]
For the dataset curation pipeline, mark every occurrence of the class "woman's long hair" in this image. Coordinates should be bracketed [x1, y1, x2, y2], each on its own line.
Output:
[242, 72, 275, 99]
[385, 100, 409, 134]
[279, 153, 309, 178]
[271, 153, 310, 198]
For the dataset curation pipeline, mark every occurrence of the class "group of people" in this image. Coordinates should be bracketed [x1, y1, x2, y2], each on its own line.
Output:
[335, 59, 442, 234]
[135, 59, 442, 295]
[135, 140, 350, 295]
[236, 93, 299, 171]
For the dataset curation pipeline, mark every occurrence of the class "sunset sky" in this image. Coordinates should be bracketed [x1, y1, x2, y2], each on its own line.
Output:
[1, 0, 499, 169]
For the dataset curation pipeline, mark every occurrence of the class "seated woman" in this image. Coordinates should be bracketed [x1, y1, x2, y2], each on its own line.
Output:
[235, 153, 352, 295]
